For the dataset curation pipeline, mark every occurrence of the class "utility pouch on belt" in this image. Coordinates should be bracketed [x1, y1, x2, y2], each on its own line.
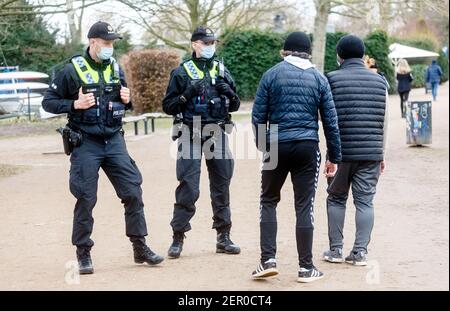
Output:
[57, 126, 83, 156]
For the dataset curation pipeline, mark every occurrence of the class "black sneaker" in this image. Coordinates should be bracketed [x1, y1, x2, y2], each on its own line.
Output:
[216, 231, 240, 254]
[168, 232, 185, 259]
[345, 250, 368, 266]
[76, 248, 94, 275]
[323, 248, 344, 263]
[133, 242, 164, 265]
[297, 267, 324, 283]
[252, 259, 279, 279]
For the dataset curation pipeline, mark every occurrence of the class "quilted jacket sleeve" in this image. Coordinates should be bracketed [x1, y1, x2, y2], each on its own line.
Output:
[252, 72, 271, 148]
[319, 76, 342, 163]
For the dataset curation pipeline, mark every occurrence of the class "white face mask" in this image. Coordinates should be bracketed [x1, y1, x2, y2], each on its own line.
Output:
[97, 46, 114, 60]
[200, 45, 216, 59]
[194, 42, 216, 59]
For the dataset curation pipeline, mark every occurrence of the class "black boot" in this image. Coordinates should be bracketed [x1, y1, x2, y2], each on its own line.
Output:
[216, 230, 240, 255]
[76, 247, 94, 275]
[168, 232, 185, 259]
[132, 238, 164, 265]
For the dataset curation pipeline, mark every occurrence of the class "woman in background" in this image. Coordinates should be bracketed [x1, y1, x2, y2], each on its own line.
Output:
[365, 56, 391, 91]
[396, 59, 413, 118]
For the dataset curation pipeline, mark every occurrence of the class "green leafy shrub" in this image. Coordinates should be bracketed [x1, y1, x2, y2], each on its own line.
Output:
[217, 30, 286, 99]
[364, 30, 396, 93]
[438, 51, 449, 83]
[324, 32, 347, 73]
[410, 64, 428, 88]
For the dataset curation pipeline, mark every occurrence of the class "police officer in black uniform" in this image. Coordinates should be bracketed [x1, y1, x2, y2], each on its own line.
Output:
[162, 26, 241, 259]
[42, 21, 163, 274]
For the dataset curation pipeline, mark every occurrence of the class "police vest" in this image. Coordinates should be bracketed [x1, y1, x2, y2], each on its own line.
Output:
[183, 60, 218, 80]
[182, 60, 229, 121]
[70, 56, 125, 126]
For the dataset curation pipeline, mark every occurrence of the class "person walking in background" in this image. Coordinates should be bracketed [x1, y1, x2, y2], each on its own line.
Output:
[364, 56, 378, 74]
[251, 32, 341, 283]
[396, 59, 413, 118]
[364, 56, 391, 91]
[426, 60, 443, 101]
[323, 35, 388, 267]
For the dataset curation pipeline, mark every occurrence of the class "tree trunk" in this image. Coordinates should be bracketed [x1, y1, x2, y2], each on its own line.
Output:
[312, 0, 331, 73]
[66, 0, 81, 46]
[377, 0, 390, 32]
[186, 0, 200, 31]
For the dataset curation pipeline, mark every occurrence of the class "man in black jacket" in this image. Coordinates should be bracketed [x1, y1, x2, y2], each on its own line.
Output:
[323, 35, 388, 266]
[42, 21, 163, 275]
[162, 26, 241, 259]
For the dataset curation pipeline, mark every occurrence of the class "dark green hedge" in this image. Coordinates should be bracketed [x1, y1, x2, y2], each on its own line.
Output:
[324, 32, 348, 73]
[213, 29, 445, 98]
[217, 30, 348, 99]
[364, 30, 396, 93]
[410, 64, 428, 88]
[438, 51, 449, 83]
[216, 30, 286, 99]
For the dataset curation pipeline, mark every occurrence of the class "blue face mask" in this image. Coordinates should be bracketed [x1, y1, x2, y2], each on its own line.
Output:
[201, 45, 216, 59]
[97, 47, 114, 60]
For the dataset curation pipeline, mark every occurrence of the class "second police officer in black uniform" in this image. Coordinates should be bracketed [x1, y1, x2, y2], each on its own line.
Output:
[42, 21, 164, 274]
[162, 27, 241, 258]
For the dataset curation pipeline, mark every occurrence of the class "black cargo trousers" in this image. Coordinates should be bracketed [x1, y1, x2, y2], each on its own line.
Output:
[69, 131, 147, 249]
[170, 129, 234, 234]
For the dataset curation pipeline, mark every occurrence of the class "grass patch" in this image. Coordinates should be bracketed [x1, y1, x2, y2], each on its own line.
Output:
[0, 116, 67, 139]
[0, 164, 28, 178]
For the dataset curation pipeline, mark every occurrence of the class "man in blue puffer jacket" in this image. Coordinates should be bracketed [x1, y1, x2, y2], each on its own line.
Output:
[251, 32, 341, 283]
[426, 60, 443, 101]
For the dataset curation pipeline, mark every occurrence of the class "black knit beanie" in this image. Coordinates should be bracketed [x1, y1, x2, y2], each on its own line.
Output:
[336, 35, 365, 59]
[283, 32, 311, 54]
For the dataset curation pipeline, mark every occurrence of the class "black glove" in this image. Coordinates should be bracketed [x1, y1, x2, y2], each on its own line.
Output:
[182, 79, 205, 100]
[215, 81, 236, 98]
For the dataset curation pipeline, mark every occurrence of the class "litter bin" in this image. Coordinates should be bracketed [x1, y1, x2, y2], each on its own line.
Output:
[406, 101, 432, 145]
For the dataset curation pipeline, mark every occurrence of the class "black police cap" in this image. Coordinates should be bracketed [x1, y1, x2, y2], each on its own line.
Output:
[190, 26, 218, 43]
[87, 21, 122, 41]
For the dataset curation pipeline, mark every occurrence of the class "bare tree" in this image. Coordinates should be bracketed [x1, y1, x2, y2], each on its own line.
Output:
[116, 0, 289, 51]
[312, 0, 367, 72]
[311, 0, 449, 72]
[347, 0, 449, 33]
[0, 0, 105, 16]
[66, 0, 110, 46]
[66, 0, 83, 46]
[1, 0, 107, 44]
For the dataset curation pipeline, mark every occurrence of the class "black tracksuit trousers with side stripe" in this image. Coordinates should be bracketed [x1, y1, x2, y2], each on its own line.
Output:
[259, 140, 321, 269]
